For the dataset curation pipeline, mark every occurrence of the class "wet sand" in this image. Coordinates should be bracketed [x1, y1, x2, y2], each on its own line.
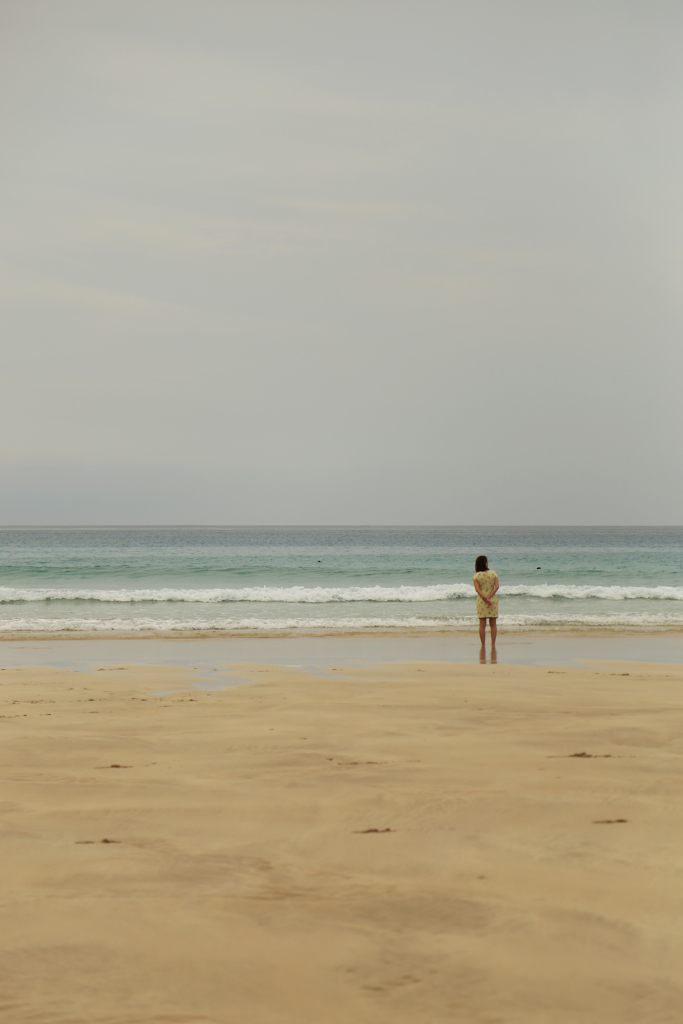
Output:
[1, 629, 683, 673]
[2, 654, 683, 1023]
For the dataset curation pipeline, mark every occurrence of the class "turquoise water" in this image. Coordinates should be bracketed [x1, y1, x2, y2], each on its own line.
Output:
[0, 526, 682, 635]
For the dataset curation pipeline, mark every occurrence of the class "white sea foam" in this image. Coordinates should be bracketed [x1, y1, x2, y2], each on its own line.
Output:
[1, 583, 682, 604]
[1, 612, 683, 634]
[501, 584, 683, 601]
[0, 584, 471, 603]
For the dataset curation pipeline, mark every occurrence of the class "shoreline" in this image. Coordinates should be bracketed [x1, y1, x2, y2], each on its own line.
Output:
[0, 631, 681, 673]
[1, 624, 683, 641]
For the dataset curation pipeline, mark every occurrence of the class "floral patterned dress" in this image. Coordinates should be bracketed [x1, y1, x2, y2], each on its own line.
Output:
[473, 569, 499, 619]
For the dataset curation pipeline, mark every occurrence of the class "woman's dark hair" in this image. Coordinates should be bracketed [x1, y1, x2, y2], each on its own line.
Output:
[475, 555, 488, 573]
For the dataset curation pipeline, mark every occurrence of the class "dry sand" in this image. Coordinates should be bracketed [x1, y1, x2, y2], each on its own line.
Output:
[1, 656, 683, 1023]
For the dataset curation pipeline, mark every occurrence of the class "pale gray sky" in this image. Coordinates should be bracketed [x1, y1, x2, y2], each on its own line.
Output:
[2, 0, 682, 524]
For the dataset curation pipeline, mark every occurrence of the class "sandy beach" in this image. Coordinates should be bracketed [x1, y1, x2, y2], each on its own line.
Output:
[2, 650, 683, 1023]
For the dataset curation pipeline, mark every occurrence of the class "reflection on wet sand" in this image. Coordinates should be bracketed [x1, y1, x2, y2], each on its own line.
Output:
[479, 643, 497, 665]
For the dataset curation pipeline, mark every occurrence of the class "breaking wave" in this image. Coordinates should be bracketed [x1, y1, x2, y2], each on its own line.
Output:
[1, 583, 683, 604]
[1, 612, 683, 634]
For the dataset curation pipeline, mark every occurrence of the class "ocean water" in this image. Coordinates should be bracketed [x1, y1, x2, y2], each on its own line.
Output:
[0, 526, 681, 636]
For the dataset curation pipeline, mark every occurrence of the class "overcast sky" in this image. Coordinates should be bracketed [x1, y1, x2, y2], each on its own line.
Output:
[2, 0, 682, 524]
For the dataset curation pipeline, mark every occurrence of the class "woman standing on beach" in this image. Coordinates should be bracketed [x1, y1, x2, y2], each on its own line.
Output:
[473, 555, 499, 646]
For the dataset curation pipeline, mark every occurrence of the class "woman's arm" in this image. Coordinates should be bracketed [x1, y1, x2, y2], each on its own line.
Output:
[473, 579, 492, 606]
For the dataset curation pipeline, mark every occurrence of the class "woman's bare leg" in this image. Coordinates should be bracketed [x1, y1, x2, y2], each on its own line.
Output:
[479, 618, 487, 644]
[490, 618, 497, 644]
